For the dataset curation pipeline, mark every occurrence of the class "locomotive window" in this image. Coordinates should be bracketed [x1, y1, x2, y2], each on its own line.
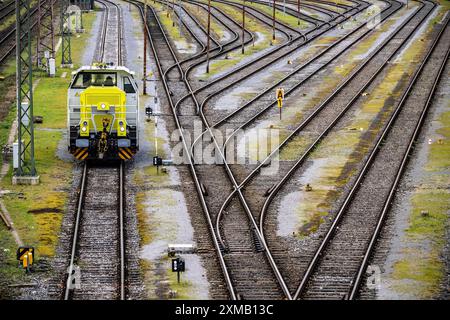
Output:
[123, 77, 135, 93]
[71, 72, 117, 88]
[72, 72, 92, 88]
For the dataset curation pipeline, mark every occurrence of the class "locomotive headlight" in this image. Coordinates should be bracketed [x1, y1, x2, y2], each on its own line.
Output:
[81, 121, 88, 134]
[118, 121, 125, 134]
[101, 103, 106, 109]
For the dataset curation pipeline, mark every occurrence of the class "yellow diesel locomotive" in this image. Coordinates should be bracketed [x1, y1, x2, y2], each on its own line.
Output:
[67, 64, 139, 160]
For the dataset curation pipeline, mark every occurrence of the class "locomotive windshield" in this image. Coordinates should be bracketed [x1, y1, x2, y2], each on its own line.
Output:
[72, 72, 117, 89]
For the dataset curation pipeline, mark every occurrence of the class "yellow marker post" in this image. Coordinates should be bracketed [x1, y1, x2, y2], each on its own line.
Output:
[23, 254, 28, 272]
[17, 246, 34, 273]
[276, 88, 284, 120]
[28, 251, 33, 266]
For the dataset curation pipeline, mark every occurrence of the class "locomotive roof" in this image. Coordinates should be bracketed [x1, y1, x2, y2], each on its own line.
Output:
[72, 65, 135, 76]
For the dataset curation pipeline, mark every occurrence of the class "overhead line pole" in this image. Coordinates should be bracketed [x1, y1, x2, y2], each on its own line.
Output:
[298, 0, 300, 25]
[14, 0, 39, 184]
[143, 0, 148, 95]
[242, 0, 245, 54]
[206, 0, 211, 73]
[37, 0, 55, 70]
[61, 0, 72, 67]
[272, 0, 276, 41]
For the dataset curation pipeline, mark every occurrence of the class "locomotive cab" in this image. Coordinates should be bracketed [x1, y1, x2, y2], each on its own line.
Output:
[67, 65, 139, 160]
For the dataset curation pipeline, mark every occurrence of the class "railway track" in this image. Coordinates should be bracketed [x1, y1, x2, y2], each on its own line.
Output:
[248, 0, 444, 299]
[64, 162, 127, 300]
[213, 0, 401, 247]
[160, 0, 314, 81]
[96, 0, 123, 65]
[161, 0, 442, 300]
[0, 0, 52, 65]
[134, 1, 240, 299]
[155, 0, 356, 84]
[294, 13, 450, 300]
[197, 0, 395, 138]
[130, 0, 365, 300]
[174, 0, 365, 106]
[63, 0, 128, 300]
[0, 0, 14, 22]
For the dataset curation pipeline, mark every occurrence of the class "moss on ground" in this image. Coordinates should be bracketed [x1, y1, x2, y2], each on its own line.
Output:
[275, 4, 439, 237]
[390, 101, 450, 298]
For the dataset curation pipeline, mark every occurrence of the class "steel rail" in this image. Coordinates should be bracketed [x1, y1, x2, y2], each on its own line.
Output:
[160, 0, 308, 81]
[64, 162, 88, 300]
[166, 0, 294, 83]
[0, 0, 50, 65]
[247, 0, 328, 24]
[95, 0, 110, 63]
[163, 0, 317, 299]
[65, 0, 127, 300]
[292, 0, 439, 299]
[175, 0, 363, 117]
[63, 161, 127, 300]
[187, 0, 369, 159]
[161, 0, 243, 80]
[348, 16, 450, 300]
[161, 0, 323, 300]
[119, 161, 126, 300]
[0, 0, 14, 22]
[212, 0, 399, 247]
[127, 0, 239, 299]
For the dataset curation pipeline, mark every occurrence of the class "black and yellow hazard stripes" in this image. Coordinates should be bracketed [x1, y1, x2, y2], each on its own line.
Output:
[17, 247, 34, 272]
[118, 147, 133, 160]
[73, 148, 89, 160]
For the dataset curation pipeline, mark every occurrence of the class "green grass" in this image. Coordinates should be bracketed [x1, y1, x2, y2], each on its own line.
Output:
[0, 11, 97, 290]
[0, 104, 15, 147]
[0, 225, 27, 298]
